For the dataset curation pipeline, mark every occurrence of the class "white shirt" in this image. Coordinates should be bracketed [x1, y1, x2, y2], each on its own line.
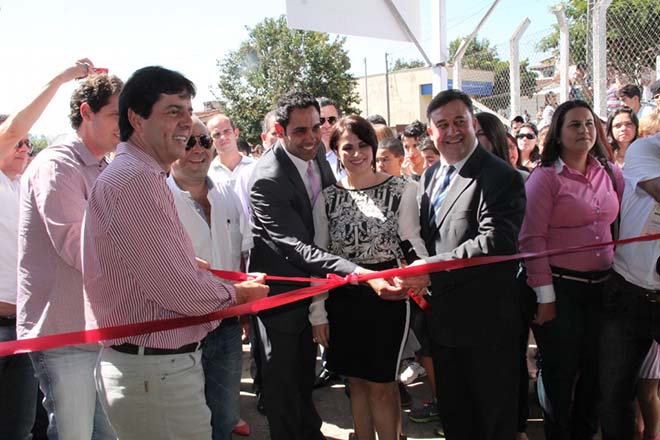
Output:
[282, 144, 320, 201]
[167, 176, 252, 271]
[638, 102, 656, 121]
[325, 149, 346, 181]
[423, 139, 478, 206]
[613, 134, 660, 290]
[208, 154, 253, 189]
[0, 170, 20, 304]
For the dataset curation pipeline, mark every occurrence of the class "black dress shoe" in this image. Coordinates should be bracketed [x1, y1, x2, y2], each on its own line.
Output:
[256, 392, 266, 415]
[314, 368, 336, 388]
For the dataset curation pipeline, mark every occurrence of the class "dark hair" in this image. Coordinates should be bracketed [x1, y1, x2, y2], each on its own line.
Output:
[378, 138, 404, 157]
[367, 114, 387, 125]
[418, 137, 439, 154]
[119, 66, 195, 141]
[426, 89, 474, 120]
[329, 115, 378, 170]
[236, 138, 251, 156]
[511, 115, 525, 125]
[0, 114, 8, 125]
[403, 120, 426, 139]
[475, 112, 510, 164]
[275, 91, 320, 132]
[606, 106, 639, 152]
[69, 74, 124, 130]
[516, 122, 541, 167]
[317, 97, 341, 117]
[261, 110, 276, 134]
[618, 84, 642, 100]
[540, 100, 613, 167]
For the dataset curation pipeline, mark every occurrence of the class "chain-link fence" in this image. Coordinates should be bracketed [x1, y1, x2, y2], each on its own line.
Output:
[447, 0, 660, 121]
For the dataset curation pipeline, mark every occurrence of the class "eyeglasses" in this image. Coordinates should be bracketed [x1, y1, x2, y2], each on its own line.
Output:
[186, 135, 212, 150]
[516, 133, 536, 140]
[319, 116, 338, 126]
[15, 139, 33, 153]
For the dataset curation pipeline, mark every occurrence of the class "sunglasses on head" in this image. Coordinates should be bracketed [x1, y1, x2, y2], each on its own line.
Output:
[15, 139, 33, 153]
[186, 135, 212, 150]
[319, 116, 338, 126]
[516, 133, 536, 140]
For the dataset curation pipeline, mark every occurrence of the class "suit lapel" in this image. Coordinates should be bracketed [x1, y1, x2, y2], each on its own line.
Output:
[273, 143, 313, 212]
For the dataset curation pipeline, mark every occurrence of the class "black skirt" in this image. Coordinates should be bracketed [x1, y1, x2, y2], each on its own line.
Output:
[326, 261, 410, 383]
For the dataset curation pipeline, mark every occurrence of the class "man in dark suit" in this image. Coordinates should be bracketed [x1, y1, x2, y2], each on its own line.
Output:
[412, 90, 526, 439]
[248, 91, 412, 440]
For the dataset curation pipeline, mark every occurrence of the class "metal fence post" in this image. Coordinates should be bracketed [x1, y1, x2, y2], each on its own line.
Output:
[509, 18, 530, 119]
[553, 5, 570, 103]
[592, 0, 612, 118]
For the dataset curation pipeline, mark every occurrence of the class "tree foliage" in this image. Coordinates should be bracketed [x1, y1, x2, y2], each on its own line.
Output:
[391, 58, 425, 72]
[448, 37, 538, 111]
[215, 16, 360, 143]
[538, 0, 660, 82]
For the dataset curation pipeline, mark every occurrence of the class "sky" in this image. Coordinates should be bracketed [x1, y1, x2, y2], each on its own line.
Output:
[0, 0, 556, 137]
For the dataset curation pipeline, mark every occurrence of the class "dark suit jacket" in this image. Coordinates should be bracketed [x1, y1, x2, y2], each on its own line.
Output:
[248, 142, 357, 333]
[420, 145, 526, 347]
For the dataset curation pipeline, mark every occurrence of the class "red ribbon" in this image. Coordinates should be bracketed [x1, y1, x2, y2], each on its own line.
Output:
[1, 233, 658, 357]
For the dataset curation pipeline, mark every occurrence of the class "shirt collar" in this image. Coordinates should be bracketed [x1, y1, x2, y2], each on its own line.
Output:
[282, 142, 314, 177]
[116, 141, 167, 175]
[211, 154, 252, 172]
[439, 139, 478, 174]
[553, 155, 602, 174]
[166, 175, 214, 195]
[70, 136, 106, 167]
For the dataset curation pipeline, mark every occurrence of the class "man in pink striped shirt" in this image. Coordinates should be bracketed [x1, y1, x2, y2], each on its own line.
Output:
[82, 66, 268, 439]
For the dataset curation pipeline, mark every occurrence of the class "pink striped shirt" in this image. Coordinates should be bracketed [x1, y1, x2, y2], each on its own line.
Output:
[520, 156, 623, 291]
[82, 142, 236, 349]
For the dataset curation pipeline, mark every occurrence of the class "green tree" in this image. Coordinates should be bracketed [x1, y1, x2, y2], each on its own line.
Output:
[28, 134, 49, 155]
[391, 58, 425, 71]
[538, 0, 660, 83]
[449, 37, 538, 112]
[215, 16, 360, 143]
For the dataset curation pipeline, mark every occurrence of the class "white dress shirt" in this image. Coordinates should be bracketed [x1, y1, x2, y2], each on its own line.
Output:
[0, 170, 20, 304]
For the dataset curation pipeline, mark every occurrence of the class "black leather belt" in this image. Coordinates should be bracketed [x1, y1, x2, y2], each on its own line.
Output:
[551, 266, 611, 285]
[110, 342, 200, 356]
[0, 316, 16, 327]
[611, 271, 660, 303]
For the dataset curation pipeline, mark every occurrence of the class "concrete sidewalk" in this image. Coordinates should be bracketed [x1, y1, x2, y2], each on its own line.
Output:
[236, 344, 549, 439]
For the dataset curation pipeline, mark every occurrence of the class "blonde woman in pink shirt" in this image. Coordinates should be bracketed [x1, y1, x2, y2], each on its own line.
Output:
[519, 100, 623, 440]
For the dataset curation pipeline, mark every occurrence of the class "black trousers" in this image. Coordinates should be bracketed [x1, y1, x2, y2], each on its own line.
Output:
[532, 275, 604, 440]
[600, 272, 660, 440]
[257, 319, 324, 440]
[431, 336, 519, 440]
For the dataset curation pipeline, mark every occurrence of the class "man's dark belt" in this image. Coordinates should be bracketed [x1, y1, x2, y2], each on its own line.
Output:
[110, 342, 200, 356]
[0, 316, 16, 327]
[551, 266, 611, 284]
[611, 271, 660, 303]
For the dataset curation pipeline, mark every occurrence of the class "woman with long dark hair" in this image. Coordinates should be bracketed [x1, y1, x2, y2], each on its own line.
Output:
[606, 106, 639, 167]
[519, 100, 624, 440]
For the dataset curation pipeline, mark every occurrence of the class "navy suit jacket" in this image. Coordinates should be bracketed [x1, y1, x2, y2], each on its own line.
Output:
[419, 145, 526, 347]
[248, 142, 357, 333]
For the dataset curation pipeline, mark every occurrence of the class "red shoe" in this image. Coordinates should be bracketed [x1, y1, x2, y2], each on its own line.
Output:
[233, 420, 251, 436]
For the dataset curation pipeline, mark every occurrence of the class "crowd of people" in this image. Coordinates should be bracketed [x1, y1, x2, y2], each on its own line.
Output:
[0, 59, 658, 440]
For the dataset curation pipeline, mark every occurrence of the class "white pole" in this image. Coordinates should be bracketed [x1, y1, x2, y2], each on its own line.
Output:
[431, 0, 448, 95]
[383, 0, 433, 67]
[509, 18, 530, 118]
[450, 0, 502, 93]
[592, 0, 612, 118]
[553, 5, 570, 103]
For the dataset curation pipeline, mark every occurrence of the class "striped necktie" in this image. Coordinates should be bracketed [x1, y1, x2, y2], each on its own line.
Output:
[430, 165, 455, 223]
[307, 161, 322, 205]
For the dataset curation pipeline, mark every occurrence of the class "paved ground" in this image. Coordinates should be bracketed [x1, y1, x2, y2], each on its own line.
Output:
[236, 344, 549, 440]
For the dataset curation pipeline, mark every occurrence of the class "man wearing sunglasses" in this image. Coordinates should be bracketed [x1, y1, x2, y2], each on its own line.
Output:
[318, 97, 345, 180]
[17, 73, 123, 439]
[207, 114, 253, 189]
[0, 116, 38, 438]
[167, 117, 252, 439]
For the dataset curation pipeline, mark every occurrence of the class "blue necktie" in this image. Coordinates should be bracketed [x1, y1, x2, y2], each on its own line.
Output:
[431, 165, 455, 224]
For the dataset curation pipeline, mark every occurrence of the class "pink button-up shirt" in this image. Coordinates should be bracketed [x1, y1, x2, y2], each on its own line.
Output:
[82, 142, 236, 349]
[17, 137, 107, 340]
[519, 156, 623, 302]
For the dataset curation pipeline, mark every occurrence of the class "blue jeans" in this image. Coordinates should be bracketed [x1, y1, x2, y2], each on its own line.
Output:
[0, 325, 38, 439]
[29, 346, 115, 440]
[202, 318, 242, 440]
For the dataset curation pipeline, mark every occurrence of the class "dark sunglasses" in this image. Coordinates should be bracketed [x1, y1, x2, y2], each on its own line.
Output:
[15, 139, 33, 153]
[516, 133, 536, 140]
[319, 116, 338, 126]
[186, 135, 212, 150]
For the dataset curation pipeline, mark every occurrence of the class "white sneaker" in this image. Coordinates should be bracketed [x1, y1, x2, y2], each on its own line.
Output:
[399, 361, 426, 384]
